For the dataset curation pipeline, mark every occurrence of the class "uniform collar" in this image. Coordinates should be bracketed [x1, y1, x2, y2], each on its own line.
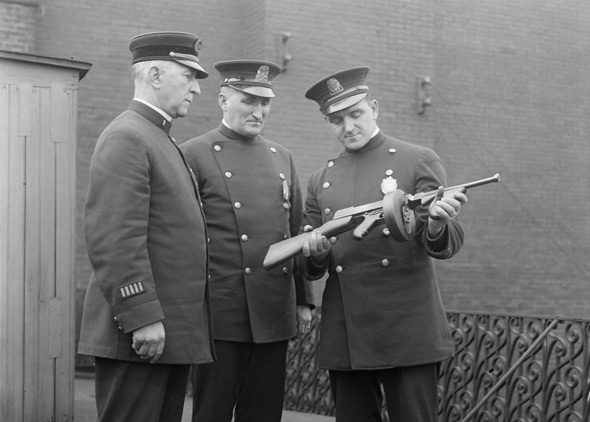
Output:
[343, 128, 385, 155]
[128, 99, 173, 135]
[218, 121, 256, 142]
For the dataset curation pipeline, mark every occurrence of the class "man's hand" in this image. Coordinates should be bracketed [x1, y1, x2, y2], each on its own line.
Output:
[427, 187, 468, 237]
[301, 225, 335, 264]
[132, 321, 165, 363]
[296, 305, 313, 337]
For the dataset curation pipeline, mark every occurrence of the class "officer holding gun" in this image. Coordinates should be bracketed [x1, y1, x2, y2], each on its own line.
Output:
[300, 67, 468, 421]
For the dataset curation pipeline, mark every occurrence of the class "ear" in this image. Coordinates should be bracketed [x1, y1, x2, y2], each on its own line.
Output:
[370, 99, 379, 119]
[218, 92, 227, 111]
[148, 65, 162, 88]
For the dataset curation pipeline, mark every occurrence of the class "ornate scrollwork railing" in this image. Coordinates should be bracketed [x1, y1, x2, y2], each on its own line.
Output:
[285, 310, 590, 422]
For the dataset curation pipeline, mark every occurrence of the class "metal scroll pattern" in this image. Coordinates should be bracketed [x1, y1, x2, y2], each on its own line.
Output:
[285, 310, 590, 421]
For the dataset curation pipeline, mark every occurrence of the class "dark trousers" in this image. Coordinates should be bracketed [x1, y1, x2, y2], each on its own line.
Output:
[94, 357, 190, 422]
[329, 363, 439, 422]
[191, 339, 289, 422]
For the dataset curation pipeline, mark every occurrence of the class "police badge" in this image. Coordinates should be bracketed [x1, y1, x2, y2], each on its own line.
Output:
[381, 176, 398, 195]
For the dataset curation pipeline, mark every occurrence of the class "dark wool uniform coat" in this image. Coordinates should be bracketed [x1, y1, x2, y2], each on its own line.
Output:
[180, 124, 314, 343]
[301, 131, 463, 370]
[78, 101, 215, 364]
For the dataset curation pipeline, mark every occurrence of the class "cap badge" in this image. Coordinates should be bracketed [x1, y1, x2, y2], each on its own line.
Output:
[327, 78, 344, 96]
[256, 65, 270, 82]
[193, 38, 202, 56]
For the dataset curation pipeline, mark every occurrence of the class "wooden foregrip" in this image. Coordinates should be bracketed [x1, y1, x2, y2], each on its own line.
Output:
[263, 216, 358, 270]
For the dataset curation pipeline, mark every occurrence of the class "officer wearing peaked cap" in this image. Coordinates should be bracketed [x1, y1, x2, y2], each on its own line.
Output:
[299, 67, 469, 421]
[180, 60, 315, 422]
[78, 31, 214, 422]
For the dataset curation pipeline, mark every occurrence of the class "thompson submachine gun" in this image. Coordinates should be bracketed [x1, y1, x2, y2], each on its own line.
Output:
[263, 173, 500, 270]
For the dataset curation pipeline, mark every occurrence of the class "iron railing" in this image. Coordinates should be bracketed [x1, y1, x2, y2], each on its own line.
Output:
[285, 310, 590, 421]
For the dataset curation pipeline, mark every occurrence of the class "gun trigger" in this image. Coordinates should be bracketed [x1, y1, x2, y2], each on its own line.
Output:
[352, 213, 382, 240]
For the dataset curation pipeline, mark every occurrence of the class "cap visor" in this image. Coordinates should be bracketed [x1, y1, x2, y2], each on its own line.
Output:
[323, 93, 368, 114]
[176, 59, 209, 79]
[232, 85, 275, 98]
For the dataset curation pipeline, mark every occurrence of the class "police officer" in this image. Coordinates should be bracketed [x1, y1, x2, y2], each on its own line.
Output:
[180, 60, 314, 422]
[78, 32, 215, 422]
[300, 67, 468, 421]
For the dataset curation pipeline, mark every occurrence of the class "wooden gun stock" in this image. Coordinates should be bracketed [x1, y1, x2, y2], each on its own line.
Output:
[263, 215, 362, 270]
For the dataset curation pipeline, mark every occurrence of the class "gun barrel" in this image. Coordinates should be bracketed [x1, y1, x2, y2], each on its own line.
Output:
[450, 173, 500, 191]
[409, 173, 500, 206]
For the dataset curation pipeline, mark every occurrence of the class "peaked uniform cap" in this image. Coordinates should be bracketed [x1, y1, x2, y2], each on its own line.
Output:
[305, 66, 371, 114]
[129, 31, 208, 79]
[215, 59, 282, 98]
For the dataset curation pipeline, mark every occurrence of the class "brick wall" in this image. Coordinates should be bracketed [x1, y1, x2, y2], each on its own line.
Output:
[20, 0, 590, 360]
[0, 1, 39, 53]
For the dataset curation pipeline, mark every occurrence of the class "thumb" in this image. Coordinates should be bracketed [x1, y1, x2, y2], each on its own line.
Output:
[434, 186, 445, 202]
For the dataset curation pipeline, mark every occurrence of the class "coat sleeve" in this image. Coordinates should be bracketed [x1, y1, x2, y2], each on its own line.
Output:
[289, 153, 315, 308]
[412, 148, 465, 259]
[297, 169, 332, 281]
[84, 128, 165, 333]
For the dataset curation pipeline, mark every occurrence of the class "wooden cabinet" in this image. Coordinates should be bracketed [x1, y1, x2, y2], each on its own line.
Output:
[0, 50, 90, 422]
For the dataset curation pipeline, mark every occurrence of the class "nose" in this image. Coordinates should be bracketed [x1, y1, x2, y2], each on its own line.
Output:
[252, 103, 263, 119]
[190, 80, 201, 95]
[343, 116, 354, 132]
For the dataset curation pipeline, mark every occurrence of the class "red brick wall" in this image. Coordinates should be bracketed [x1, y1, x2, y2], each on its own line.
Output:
[22, 0, 590, 354]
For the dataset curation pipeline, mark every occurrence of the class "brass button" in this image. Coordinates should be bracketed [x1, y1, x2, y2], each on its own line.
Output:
[382, 228, 390, 236]
[241, 234, 249, 242]
[382, 259, 390, 267]
[282, 267, 288, 274]
[283, 203, 290, 209]
[323, 182, 331, 189]
[324, 208, 331, 215]
[225, 171, 232, 178]
[279, 173, 285, 180]
[214, 145, 221, 151]
[328, 161, 334, 168]
[385, 169, 393, 176]
[389, 148, 396, 154]
[335, 265, 343, 273]
[234, 202, 242, 209]
[270, 147, 277, 153]
[245, 268, 252, 275]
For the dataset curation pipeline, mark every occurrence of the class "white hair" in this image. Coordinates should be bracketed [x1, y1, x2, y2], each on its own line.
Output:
[131, 60, 171, 87]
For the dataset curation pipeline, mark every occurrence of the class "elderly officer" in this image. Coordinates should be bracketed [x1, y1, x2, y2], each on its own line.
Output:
[180, 59, 314, 422]
[300, 67, 468, 421]
[78, 31, 214, 422]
